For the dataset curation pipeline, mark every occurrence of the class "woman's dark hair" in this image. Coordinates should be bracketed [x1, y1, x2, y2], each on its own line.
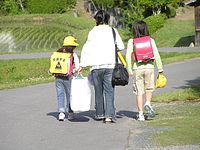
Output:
[133, 21, 150, 38]
[57, 46, 76, 53]
[94, 10, 110, 26]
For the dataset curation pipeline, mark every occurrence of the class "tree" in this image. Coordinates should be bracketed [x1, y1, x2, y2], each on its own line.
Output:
[2, 0, 19, 15]
[119, 0, 144, 29]
[18, 0, 26, 12]
[140, 0, 173, 15]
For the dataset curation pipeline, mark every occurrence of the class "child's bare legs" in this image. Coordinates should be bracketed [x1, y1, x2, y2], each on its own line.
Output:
[137, 92, 153, 111]
[136, 95, 145, 121]
[144, 91, 155, 117]
[145, 91, 152, 105]
[137, 95, 144, 112]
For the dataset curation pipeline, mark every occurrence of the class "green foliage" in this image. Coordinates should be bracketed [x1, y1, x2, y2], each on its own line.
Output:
[144, 14, 167, 34]
[26, 0, 76, 14]
[93, 0, 115, 8]
[93, 0, 180, 30]
[140, 0, 173, 15]
[164, 5, 176, 18]
[1, 0, 20, 15]
[0, 0, 76, 15]
[120, 1, 144, 30]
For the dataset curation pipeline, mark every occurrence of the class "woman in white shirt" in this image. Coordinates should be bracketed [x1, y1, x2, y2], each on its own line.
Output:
[79, 10, 124, 123]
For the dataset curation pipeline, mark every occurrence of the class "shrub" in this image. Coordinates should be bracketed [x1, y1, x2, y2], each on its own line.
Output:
[1, 0, 20, 15]
[165, 5, 176, 18]
[144, 14, 167, 34]
[27, 0, 76, 14]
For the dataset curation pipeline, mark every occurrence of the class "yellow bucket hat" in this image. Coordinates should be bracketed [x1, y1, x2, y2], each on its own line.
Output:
[63, 36, 79, 46]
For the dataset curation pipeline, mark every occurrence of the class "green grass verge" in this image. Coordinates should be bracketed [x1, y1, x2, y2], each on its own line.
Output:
[0, 58, 53, 89]
[146, 85, 200, 146]
[0, 57, 90, 90]
[148, 103, 200, 146]
[152, 84, 200, 103]
[160, 52, 200, 64]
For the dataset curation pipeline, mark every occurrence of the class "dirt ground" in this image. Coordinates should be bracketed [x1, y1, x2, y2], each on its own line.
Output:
[175, 6, 194, 20]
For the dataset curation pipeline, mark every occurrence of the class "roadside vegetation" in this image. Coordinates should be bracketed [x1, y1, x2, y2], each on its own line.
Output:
[145, 84, 200, 146]
[1, 52, 200, 90]
[153, 84, 200, 103]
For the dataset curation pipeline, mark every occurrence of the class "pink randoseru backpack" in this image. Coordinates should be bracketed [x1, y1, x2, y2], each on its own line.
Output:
[132, 36, 154, 62]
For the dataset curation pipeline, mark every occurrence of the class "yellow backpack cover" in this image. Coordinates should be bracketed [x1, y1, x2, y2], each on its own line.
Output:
[49, 52, 72, 74]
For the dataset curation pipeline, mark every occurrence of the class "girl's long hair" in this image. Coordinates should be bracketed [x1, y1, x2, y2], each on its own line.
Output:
[133, 21, 150, 38]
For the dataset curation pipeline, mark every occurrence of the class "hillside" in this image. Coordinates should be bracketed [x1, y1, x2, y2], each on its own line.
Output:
[0, 4, 196, 53]
[153, 6, 195, 48]
[0, 12, 95, 53]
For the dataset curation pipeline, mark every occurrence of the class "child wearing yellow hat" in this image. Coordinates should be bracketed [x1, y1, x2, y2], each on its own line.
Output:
[49, 36, 79, 121]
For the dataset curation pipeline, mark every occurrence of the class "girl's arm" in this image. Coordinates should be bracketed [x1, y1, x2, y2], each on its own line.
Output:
[151, 39, 163, 72]
[126, 39, 134, 75]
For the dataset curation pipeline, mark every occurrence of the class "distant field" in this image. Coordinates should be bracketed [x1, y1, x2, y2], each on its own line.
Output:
[0, 14, 95, 53]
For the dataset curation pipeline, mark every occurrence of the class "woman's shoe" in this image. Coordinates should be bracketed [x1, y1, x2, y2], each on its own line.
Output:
[94, 115, 104, 121]
[103, 118, 116, 123]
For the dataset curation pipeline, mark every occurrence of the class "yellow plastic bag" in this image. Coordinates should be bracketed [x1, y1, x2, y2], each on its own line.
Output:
[156, 73, 167, 88]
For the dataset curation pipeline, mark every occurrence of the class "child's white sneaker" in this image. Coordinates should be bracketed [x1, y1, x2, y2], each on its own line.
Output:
[58, 112, 65, 121]
[137, 113, 145, 121]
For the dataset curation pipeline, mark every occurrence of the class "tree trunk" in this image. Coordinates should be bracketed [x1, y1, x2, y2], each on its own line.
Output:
[18, 0, 25, 12]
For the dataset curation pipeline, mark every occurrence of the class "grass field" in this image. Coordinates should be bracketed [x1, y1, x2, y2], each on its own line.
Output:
[152, 19, 195, 48]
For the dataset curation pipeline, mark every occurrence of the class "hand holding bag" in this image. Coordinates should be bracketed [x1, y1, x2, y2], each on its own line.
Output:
[111, 28, 129, 87]
[70, 75, 91, 111]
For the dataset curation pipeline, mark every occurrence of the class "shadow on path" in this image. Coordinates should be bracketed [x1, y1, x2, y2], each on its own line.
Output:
[47, 110, 142, 122]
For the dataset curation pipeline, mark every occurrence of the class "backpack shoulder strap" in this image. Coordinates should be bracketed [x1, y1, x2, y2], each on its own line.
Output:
[67, 53, 75, 76]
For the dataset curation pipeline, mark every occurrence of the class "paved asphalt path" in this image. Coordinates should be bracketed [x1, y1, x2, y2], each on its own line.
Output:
[0, 50, 200, 149]
[0, 47, 200, 60]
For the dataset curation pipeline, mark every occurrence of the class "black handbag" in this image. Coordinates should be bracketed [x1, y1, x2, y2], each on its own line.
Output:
[111, 28, 129, 87]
